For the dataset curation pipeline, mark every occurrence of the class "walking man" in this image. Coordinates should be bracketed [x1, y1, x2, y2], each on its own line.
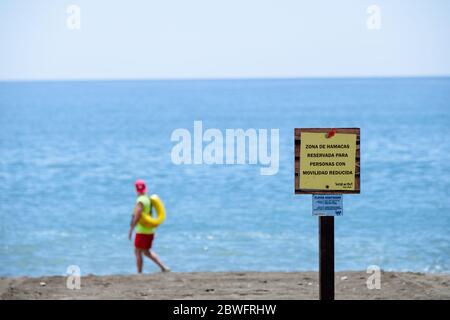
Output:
[128, 179, 170, 273]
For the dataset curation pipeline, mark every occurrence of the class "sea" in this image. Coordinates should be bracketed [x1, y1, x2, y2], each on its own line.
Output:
[1, 78, 449, 276]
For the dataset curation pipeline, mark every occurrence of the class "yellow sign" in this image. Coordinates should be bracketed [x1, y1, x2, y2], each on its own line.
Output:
[299, 132, 357, 191]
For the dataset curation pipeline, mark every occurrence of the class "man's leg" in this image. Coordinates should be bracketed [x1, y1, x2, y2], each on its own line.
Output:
[142, 250, 170, 272]
[135, 248, 143, 273]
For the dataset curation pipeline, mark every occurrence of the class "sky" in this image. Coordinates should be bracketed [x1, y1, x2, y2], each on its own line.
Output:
[0, 0, 449, 80]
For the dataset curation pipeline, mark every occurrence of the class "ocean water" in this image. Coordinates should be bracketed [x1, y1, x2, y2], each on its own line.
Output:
[1, 78, 450, 277]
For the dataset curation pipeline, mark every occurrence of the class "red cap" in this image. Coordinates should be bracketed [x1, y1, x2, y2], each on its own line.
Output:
[135, 179, 147, 194]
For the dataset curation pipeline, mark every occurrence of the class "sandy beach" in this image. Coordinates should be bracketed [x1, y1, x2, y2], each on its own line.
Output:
[1, 271, 449, 300]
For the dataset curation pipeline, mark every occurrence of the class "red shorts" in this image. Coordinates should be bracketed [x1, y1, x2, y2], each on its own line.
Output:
[134, 233, 154, 250]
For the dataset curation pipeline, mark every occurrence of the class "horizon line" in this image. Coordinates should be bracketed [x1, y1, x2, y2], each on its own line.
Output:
[1, 74, 450, 83]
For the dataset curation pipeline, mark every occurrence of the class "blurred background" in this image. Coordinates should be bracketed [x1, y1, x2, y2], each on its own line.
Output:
[1, 1, 449, 276]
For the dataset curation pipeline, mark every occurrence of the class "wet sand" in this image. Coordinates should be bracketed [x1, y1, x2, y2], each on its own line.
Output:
[1, 271, 449, 300]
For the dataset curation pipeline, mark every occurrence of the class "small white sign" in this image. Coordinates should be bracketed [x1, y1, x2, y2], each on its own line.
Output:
[312, 195, 343, 216]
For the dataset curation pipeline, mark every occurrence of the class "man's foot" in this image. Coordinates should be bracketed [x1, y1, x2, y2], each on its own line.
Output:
[161, 267, 171, 273]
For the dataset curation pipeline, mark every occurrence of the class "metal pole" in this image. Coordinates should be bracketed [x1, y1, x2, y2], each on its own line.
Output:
[319, 216, 335, 300]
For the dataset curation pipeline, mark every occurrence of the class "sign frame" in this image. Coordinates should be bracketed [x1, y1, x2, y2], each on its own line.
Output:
[294, 128, 360, 194]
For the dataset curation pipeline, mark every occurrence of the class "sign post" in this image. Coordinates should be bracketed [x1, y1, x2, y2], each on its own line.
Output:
[294, 128, 360, 300]
[319, 216, 334, 300]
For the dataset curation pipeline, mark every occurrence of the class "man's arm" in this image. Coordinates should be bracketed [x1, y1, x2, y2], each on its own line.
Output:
[128, 203, 143, 240]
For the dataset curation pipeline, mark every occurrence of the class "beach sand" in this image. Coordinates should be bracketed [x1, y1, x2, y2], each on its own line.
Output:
[1, 271, 449, 300]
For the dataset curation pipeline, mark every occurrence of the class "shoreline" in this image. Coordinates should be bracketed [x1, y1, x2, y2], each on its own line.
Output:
[2, 271, 449, 300]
